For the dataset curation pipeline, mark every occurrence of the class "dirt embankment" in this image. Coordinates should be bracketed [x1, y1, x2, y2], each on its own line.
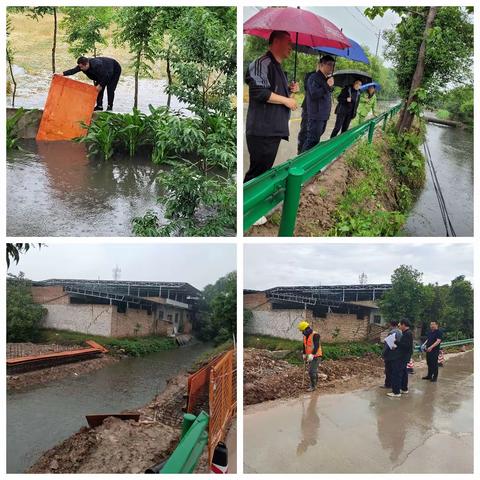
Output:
[7, 342, 118, 391]
[27, 374, 204, 474]
[244, 348, 385, 405]
[248, 131, 401, 237]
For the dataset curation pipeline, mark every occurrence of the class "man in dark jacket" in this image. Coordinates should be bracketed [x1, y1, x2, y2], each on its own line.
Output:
[244, 31, 299, 183]
[381, 320, 402, 389]
[388, 319, 414, 397]
[62, 56, 122, 111]
[330, 79, 362, 138]
[301, 55, 335, 153]
[297, 68, 315, 154]
[422, 320, 443, 382]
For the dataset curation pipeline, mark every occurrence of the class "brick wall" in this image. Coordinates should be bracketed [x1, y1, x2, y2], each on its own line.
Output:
[31, 286, 70, 305]
[111, 307, 157, 337]
[245, 306, 369, 342]
[244, 293, 272, 311]
[42, 304, 113, 336]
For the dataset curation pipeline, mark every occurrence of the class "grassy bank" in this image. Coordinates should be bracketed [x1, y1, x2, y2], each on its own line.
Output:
[39, 328, 177, 357]
[245, 334, 382, 365]
[9, 12, 165, 77]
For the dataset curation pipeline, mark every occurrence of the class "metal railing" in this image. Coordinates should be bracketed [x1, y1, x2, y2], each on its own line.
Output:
[414, 337, 473, 352]
[244, 103, 402, 236]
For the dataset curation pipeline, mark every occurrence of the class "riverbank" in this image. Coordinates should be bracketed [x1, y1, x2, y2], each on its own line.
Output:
[248, 119, 426, 237]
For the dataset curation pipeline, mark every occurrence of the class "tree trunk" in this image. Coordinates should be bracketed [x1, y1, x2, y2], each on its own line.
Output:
[396, 7, 438, 133]
[7, 52, 17, 107]
[166, 48, 172, 108]
[134, 50, 141, 109]
[51, 7, 57, 74]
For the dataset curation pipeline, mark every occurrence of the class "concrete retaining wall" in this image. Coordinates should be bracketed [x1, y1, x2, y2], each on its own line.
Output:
[42, 304, 114, 336]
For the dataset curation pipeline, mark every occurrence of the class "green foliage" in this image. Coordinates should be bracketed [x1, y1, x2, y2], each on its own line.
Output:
[7, 276, 47, 343]
[6, 108, 26, 151]
[366, 7, 473, 100]
[61, 7, 113, 58]
[195, 272, 236, 346]
[78, 113, 117, 160]
[244, 335, 382, 364]
[379, 265, 425, 325]
[167, 7, 236, 117]
[39, 329, 176, 356]
[429, 86, 473, 126]
[329, 141, 406, 236]
[6, 243, 41, 268]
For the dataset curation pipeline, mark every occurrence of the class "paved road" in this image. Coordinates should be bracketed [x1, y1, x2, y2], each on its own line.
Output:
[244, 351, 473, 474]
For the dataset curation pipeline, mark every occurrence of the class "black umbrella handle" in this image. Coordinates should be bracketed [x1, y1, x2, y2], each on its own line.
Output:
[293, 31, 299, 83]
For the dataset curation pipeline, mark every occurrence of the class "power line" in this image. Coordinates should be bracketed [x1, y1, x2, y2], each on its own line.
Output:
[343, 7, 378, 39]
[354, 7, 380, 32]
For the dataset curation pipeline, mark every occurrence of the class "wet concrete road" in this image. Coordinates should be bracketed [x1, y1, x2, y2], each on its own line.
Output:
[244, 351, 473, 474]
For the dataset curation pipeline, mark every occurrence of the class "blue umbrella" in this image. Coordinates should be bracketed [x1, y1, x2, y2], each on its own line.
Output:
[360, 82, 381, 92]
[315, 37, 370, 65]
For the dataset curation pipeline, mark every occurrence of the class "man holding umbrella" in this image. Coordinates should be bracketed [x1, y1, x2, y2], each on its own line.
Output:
[244, 31, 299, 183]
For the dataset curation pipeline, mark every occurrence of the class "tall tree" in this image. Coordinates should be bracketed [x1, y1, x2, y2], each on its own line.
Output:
[114, 7, 162, 108]
[61, 7, 113, 58]
[365, 7, 473, 132]
[379, 265, 424, 325]
[6, 15, 16, 107]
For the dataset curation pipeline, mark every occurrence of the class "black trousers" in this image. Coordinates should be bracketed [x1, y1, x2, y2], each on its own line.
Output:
[302, 118, 327, 152]
[330, 112, 353, 138]
[391, 358, 409, 394]
[298, 112, 308, 154]
[244, 135, 281, 183]
[426, 350, 440, 380]
[384, 359, 393, 388]
[96, 64, 122, 109]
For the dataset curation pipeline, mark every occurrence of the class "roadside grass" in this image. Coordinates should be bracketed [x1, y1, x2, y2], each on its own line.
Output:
[192, 340, 234, 369]
[9, 13, 166, 77]
[38, 328, 176, 356]
[244, 334, 382, 365]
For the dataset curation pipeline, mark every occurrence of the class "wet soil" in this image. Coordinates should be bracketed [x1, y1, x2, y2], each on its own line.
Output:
[244, 348, 385, 406]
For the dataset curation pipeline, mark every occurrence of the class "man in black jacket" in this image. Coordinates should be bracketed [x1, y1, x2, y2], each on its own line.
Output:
[330, 79, 362, 138]
[244, 31, 299, 183]
[301, 55, 335, 153]
[381, 320, 402, 389]
[62, 56, 122, 111]
[422, 320, 443, 382]
[388, 319, 414, 397]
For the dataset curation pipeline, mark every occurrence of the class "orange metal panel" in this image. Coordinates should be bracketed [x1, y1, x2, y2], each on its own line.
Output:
[6, 347, 100, 365]
[36, 74, 98, 141]
[85, 340, 109, 353]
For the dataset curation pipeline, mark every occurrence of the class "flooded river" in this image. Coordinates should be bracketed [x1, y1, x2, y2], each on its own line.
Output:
[7, 140, 166, 236]
[402, 123, 473, 236]
[7, 342, 212, 473]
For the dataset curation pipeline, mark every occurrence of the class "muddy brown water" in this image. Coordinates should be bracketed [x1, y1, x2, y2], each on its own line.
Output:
[402, 123, 473, 236]
[7, 140, 167, 236]
[7, 342, 212, 473]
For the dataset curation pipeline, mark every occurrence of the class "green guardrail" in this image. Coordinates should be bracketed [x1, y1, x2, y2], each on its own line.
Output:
[244, 103, 403, 236]
[414, 338, 473, 352]
[153, 411, 209, 474]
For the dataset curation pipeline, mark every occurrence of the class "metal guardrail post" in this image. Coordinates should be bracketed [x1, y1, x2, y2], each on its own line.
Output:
[278, 167, 304, 237]
[181, 413, 197, 438]
[382, 114, 388, 131]
[368, 121, 375, 143]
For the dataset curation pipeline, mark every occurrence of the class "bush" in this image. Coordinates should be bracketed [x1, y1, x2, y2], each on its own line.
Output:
[7, 278, 47, 342]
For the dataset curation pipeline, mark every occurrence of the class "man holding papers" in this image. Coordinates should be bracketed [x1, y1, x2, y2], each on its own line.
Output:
[381, 320, 402, 389]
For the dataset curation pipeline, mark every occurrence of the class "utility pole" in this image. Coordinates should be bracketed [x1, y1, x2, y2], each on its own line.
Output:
[359, 272, 368, 285]
[375, 30, 382, 57]
[112, 265, 121, 281]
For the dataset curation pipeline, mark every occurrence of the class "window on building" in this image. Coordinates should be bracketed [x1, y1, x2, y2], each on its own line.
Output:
[373, 315, 382, 325]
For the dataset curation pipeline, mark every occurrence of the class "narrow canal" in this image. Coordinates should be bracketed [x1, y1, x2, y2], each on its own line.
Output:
[7, 342, 212, 473]
[403, 123, 473, 236]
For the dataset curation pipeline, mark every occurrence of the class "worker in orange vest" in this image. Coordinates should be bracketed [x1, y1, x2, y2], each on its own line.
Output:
[298, 321, 323, 392]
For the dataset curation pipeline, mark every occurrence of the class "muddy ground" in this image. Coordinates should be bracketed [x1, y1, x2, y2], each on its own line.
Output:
[248, 131, 400, 237]
[7, 342, 85, 358]
[244, 348, 386, 405]
[7, 355, 118, 391]
[27, 373, 212, 474]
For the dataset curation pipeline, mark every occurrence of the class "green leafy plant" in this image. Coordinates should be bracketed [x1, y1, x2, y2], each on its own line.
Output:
[7, 108, 26, 151]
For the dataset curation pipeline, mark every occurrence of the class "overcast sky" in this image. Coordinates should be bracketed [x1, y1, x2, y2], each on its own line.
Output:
[244, 243, 473, 290]
[244, 7, 401, 64]
[7, 243, 236, 290]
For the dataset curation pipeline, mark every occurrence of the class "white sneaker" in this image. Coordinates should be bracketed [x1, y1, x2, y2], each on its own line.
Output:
[400, 390, 409, 394]
[387, 392, 401, 398]
[253, 216, 267, 226]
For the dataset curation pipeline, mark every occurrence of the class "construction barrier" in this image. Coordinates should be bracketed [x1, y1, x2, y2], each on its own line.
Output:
[415, 338, 473, 352]
[208, 349, 235, 465]
[36, 75, 97, 141]
[243, 103, 403, 235]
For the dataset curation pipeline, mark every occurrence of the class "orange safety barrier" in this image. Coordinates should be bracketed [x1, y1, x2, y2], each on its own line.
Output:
[208, 349, 235, 464]
[36, 74, 98, 141]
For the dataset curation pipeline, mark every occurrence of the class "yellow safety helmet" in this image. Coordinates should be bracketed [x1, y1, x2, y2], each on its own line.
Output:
[298, 321, 309, 332]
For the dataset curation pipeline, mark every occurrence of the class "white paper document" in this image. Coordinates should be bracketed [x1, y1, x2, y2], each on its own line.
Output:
[385, 333, 397, 350]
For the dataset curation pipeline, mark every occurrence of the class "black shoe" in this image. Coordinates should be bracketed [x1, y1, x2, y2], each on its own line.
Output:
[94, 105, 103, 111]
[422, 376, 432, 380]
[106, 105, 113, 111]
[430, 378, 437, 382]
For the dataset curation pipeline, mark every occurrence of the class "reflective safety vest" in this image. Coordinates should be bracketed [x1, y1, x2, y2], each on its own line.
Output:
[304, 331, 322, 357]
